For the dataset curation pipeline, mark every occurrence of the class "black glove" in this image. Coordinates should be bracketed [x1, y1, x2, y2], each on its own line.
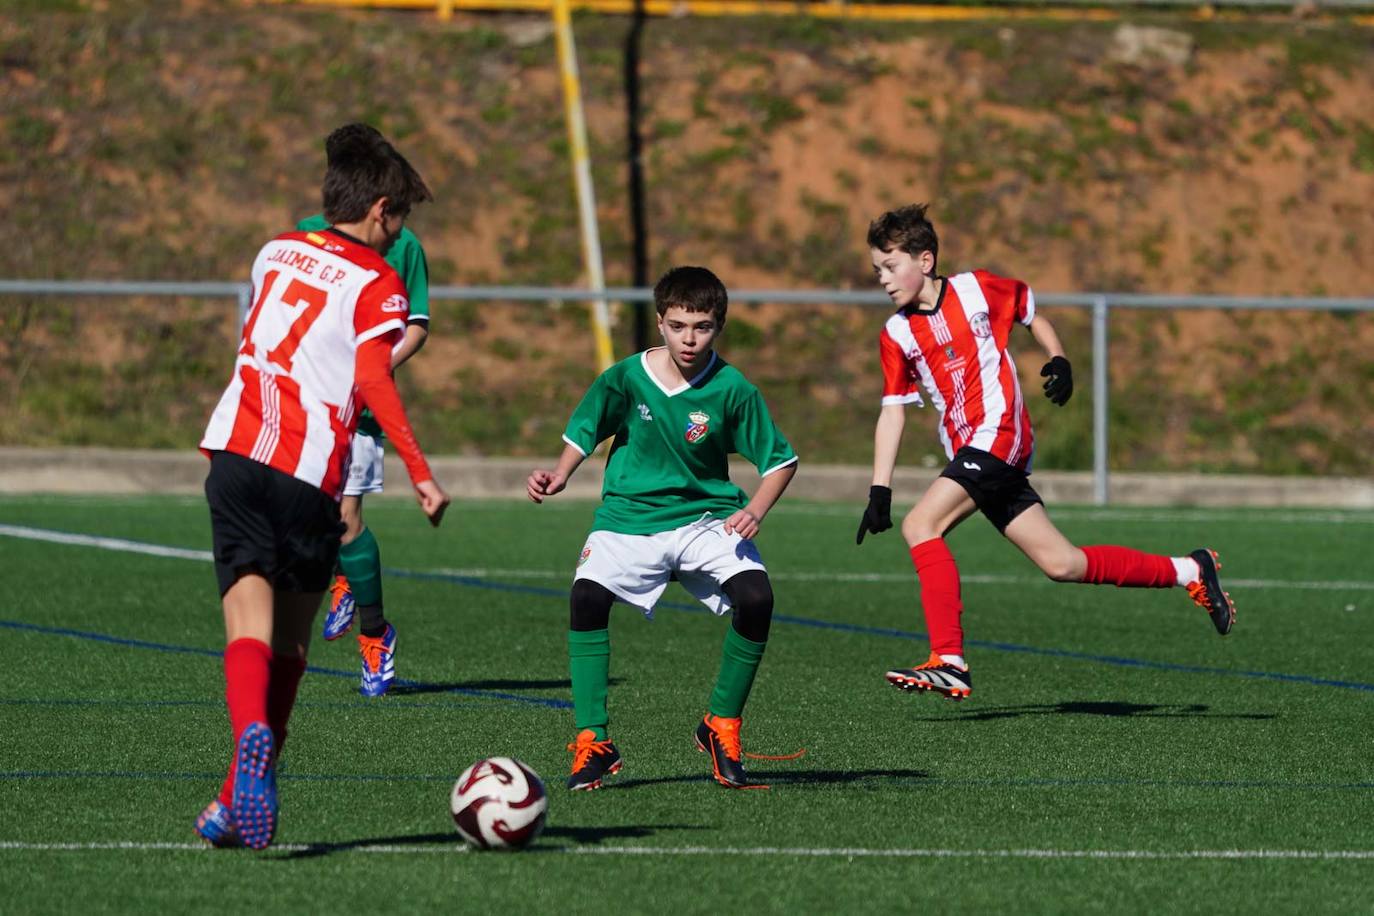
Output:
[1040, 356, 1073, 406]
[856, 485, 893, 545]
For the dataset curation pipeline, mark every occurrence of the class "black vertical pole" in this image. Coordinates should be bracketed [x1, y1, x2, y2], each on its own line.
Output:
[624, 0, 650, 351]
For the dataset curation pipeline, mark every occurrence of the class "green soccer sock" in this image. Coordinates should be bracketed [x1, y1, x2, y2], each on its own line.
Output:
[707, 626, 767, 720]
[338, 527, 384, 631]
[568, 628, 611, 740]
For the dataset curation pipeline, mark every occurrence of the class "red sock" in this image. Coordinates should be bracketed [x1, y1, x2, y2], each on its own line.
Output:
[911, 538, 963, 657]
[217, 638, 272, 806]
[267, 653, 308, 748]
[1080, 545, 1175, 588]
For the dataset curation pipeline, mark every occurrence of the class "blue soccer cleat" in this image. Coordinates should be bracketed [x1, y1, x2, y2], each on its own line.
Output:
[358, 623, 396, 697]
[322, 575, 356, 641]
[193, 798, 242, 848]
[231, 721, 278, 850]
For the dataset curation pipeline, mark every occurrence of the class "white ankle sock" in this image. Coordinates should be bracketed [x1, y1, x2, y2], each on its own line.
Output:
[939, 654, 967, 669]
[1172, 557, 1201, 588]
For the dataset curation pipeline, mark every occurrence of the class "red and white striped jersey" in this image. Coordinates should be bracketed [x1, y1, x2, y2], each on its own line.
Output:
[201, 229, 409, 498]
[878, 270, 1037, 469]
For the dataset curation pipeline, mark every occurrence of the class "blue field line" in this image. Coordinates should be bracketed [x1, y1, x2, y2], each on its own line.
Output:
[4, 768, 1372, 793]
[387, 568, 1374, 695]
[0, 619, 571, 710]
[1, 770, 452, 784]
[1, 520, 1370, 696]
[0, 697, 529, 713]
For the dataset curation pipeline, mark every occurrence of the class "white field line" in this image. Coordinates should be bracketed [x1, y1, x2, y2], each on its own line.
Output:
[0, 524, 213, 561]
[0, 524, 1370, 593]
[763, 506, 1374, 525]
[448, 502, 1374, 526]
[1, 840, 1373, 860]
[427, 566, 1374, 592]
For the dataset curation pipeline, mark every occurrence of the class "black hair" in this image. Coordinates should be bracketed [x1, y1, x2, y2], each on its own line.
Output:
[653, 266, 728, 323]
[867, 203, 939, 271]
[321, 123, 432, 224]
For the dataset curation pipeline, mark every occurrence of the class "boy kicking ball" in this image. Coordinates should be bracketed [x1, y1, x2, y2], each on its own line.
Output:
[527, 266, 798, 790]
[856, 204, 1235, 700]
[194, 125, 449, 849]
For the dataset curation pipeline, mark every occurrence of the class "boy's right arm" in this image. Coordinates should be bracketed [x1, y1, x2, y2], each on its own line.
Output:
[857, 404, 906, 544]
[527, 442, 587, 504]
[871, 403, 906, 487]
[529, 368, 623, 503]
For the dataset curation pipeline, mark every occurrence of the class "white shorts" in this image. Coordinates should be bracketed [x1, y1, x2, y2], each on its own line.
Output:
[343, 433, 385, 497]
[573, 514, 767, 618]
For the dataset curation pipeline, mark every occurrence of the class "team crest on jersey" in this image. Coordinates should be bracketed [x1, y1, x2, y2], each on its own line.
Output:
[381, 294, 409, 314]
[578, 546, 592, 567]
[943, 344, 957, 360]
[684, 411, 711, 444]
[970, 311, 992, 339]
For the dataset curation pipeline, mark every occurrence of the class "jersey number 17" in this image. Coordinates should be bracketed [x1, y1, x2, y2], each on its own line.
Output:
[239, 269, 328, 372]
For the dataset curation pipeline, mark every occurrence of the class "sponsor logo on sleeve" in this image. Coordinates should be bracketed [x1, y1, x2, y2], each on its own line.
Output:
[684, 410, 711, 444]
[380, 294, 409, 314]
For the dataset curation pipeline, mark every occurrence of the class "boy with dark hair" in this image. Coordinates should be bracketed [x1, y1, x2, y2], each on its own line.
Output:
[195, 125, 449, 849]
[297, 124, 436, 697]
[527, 266, 798, 790]
[857, 203, 1235, 700]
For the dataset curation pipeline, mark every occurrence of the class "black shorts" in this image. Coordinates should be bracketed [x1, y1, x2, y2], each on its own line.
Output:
[939, 446, 1043, 533]
[204, 451, 345, 597]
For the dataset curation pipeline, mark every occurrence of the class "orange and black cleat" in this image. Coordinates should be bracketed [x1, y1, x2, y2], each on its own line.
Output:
[695, 714, 751, 788]
[566, 729, 622, 791]
[1188, 548, 1236, 636]
[886, 651, 972, 700]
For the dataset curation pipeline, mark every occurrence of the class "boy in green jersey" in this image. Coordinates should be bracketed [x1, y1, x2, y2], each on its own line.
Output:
[526, 266, 798, 790]
[297, 124, 433, 697]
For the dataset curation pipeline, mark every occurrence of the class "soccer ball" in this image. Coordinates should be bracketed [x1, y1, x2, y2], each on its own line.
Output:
[449, 757, 548, 851]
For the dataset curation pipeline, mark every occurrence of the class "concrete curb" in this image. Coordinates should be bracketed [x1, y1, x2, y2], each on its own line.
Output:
[1, 447, 1370, 508]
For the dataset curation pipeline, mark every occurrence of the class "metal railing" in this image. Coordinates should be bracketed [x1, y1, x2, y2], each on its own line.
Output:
[2, 279, 1371, 505]
[276, 0, 1374, 18]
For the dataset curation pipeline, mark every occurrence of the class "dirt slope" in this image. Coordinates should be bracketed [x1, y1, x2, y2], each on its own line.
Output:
[1, 3, 1371, 473]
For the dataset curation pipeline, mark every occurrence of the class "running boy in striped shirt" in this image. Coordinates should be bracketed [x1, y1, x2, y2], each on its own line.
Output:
[298, 124, 435, 697]
[526, 266, 798, 790]
[195, 125, 449, 849]
[856, 204, 1235, 699]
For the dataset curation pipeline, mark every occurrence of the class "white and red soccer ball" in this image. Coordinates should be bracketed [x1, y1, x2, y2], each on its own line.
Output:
[449, 757, 547, 850]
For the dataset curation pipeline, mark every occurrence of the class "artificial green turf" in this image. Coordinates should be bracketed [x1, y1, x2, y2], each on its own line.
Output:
[2, 495, 1372, 913]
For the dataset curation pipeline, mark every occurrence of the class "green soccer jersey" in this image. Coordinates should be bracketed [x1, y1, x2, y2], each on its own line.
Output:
[563, 350, 798, 535]
[296, 214, 430, 438]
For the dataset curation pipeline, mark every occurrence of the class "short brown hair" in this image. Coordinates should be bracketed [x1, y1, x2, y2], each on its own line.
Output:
[867, 203, 938, 271]
[653, 266, 728, 323]
[321, 123, 433, 224]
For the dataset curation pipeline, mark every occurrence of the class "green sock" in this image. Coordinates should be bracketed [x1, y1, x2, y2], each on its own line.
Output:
[568, 629, 610, 739]
[338, 527, 383, 608]
[708, 627, 767, 719]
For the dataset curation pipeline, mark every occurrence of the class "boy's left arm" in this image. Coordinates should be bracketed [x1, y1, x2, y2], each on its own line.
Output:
[392, 233, 431, 371]
[726, 462, 797, 539]
[1028, 314, 1073, 406]
[391, 321, 429, 370]
[726, 386, 799, 539]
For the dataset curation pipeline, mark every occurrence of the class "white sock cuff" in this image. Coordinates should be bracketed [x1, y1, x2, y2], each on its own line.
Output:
[1172, 557, 1201, 588]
